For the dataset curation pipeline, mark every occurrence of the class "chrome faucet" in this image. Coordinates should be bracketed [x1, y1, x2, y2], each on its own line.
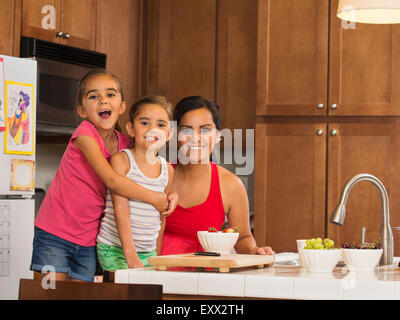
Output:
[330, 173, 393, 266]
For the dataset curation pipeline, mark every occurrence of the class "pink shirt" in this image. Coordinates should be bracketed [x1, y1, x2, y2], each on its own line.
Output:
[35, 120, 131, 247]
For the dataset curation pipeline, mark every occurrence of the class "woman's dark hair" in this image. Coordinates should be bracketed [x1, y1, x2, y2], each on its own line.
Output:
[173, 96, 221, 131]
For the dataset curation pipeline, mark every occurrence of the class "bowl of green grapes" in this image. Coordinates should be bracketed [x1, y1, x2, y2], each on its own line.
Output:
[299, 238, 341, 272]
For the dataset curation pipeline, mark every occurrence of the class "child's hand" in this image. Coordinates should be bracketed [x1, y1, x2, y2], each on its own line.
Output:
[161, 192, 179, 217]
[127, 258, 145, 269]
[126, 254, 146, 269]
[153, 192, 169, 213]
[130, 261, 145, 268]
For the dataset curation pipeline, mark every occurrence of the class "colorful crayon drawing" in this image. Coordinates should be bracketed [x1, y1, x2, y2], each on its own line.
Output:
[8, 91, 30, 145]
[4, 81, 34, 155]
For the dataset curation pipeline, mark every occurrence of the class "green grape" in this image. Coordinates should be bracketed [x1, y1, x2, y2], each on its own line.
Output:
[304, 237, 335, 249]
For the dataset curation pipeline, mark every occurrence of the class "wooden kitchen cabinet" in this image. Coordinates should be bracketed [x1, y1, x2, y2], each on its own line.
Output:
[21, 0, 60, 43]
[0, 0, 21, 56]
[253, 122, 326, 252]
[327, 119, 400, 253]
[254, 119, 400, 255]
[257, 0, 400, 117]
[143, 0, 258, 132]
[256, 0, 329, 116]
[21, 0, 96, 50]
[329, 4, 400, 116]
[143, 0, 217, 106]
[58, 0, 96, 50]
[96, 0, 143, 131]
[216, 0, 258, 131]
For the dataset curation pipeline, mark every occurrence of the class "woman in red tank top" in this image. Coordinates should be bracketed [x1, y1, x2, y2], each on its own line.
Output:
[161, 96, 274, 256]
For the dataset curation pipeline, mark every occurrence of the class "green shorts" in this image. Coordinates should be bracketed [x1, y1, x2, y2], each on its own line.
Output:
[96, 243, 156, 271]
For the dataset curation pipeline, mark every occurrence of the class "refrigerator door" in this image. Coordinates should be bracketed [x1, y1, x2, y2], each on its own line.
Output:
[0, 55, 37, 197]
[0, 199, 34, 300]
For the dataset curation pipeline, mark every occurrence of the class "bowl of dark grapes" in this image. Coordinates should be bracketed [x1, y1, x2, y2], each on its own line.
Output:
[341, 240, 383, 272]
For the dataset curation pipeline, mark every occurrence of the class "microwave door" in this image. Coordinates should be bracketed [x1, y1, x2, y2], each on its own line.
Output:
[36, 58, 91, 134]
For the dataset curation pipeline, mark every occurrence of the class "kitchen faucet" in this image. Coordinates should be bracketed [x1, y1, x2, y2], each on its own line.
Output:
[330, 173, 393, 266]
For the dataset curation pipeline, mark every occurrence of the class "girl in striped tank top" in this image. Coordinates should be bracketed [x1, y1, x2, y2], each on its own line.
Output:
[97, 96, 177, 270]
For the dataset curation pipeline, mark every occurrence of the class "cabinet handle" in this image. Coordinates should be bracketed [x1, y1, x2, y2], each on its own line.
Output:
[63, 33, 70, 39]
[330, 103, 337, 110]
[317, 103, 324, 109]
[55, 31, 63, 37]
[330, 129, 337, 136]
[316, 129, 324, 136]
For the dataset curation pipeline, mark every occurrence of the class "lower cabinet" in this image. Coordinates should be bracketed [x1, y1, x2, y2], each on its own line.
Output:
[254, 118, 400, 255]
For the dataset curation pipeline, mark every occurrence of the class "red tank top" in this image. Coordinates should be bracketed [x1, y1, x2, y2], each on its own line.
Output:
[161, 162, 226, 255]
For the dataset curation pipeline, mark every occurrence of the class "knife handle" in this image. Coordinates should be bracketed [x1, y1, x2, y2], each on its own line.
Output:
[194, 251, 220, 256]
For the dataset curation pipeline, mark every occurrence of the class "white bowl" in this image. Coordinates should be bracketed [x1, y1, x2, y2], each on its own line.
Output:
[342, 248, 383, 272]
[197, 231, 239, 254]
[300, 249, 342, 272]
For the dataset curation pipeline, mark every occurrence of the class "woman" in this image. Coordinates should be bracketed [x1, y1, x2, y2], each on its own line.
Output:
[161, 96, 274, 255]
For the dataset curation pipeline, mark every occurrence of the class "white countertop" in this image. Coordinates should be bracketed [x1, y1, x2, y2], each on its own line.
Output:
[114, 253, 400, 300]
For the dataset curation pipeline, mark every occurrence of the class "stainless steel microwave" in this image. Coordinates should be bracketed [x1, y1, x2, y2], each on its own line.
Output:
[20, 37, 107, 135]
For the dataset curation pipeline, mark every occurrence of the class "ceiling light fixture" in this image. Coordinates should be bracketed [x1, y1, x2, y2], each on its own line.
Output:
[337, 0, 400, 24]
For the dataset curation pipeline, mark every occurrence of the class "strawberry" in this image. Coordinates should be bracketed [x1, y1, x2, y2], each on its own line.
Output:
[222, 227, 238, 233]
[208, 227, 218, 232]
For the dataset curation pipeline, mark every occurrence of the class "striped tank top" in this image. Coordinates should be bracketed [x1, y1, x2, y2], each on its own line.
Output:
[96, 149, 169, 252]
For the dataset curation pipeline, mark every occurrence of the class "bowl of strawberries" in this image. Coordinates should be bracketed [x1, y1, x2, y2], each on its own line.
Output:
[197, 227, 239, 254]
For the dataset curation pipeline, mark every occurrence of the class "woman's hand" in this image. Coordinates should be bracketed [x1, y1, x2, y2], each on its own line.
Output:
[249, 246, 275, 255]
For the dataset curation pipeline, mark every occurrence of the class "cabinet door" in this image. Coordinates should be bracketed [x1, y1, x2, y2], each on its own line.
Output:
[329, 0, 400, 116]
[96, 0, 143, 131]
[327, 120, 400, 255]
[0, 0, 17, 56]
[256, 0, 329, 116]
[21, 0, 61, 43]
[254, 122, 326, 252]
[60, 0, 96, 50]
[216, 0, 257, 131]
[144, 0, 217, 106]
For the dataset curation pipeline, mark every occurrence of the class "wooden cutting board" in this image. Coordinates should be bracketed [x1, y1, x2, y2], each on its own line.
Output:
[148, 253, 275, 273]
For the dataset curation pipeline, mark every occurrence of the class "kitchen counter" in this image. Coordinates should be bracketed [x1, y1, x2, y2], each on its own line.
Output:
[114, 253, 400, 300]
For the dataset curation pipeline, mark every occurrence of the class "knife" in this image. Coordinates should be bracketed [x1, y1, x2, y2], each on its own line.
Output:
[194, 251, 221, 256]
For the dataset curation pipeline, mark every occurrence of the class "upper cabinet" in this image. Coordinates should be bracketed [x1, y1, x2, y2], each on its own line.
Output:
[329, 1, 400, 116]
[256, 0, 329, 116]
[0, 0, 21, 56]
[257, 0, 400, 116]
[21, 0, 97, 51]
[144, 0, 217, 106]
[143, 0, 258, 132]
[96, 0, 143, 131]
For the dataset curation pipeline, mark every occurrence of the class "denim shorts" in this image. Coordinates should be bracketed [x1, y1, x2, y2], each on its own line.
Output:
[30, 227, 96, 282]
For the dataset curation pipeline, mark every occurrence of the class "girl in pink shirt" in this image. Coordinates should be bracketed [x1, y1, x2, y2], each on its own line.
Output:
[31, 70, 177, 282]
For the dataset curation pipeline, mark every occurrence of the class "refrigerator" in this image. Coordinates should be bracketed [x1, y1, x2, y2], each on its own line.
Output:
[0, 54, 37, 299]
